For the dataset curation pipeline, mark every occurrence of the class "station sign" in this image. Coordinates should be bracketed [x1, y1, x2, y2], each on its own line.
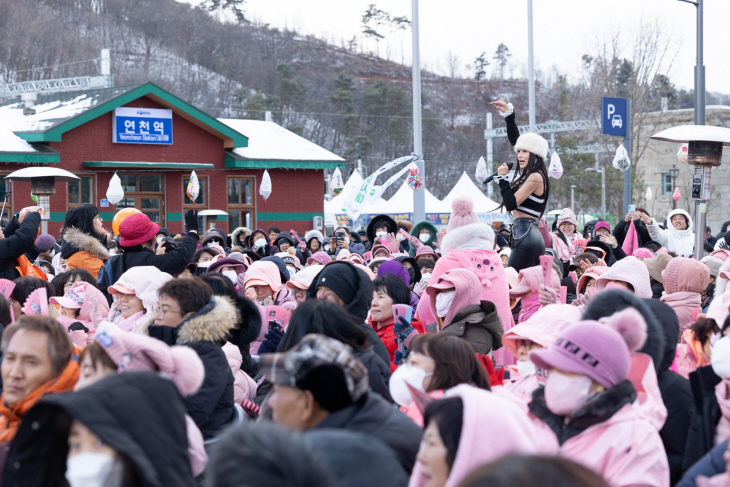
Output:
[113, 107, 173, 145]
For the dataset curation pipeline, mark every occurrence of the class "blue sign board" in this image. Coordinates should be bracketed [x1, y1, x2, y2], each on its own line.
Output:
[113, 107, 173, 145]
[602, 97, 627, 136]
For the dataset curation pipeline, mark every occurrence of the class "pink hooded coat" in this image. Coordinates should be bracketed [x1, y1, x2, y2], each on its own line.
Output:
[105, 266, 173, 333]
[531, 401, 670, 487]
[223, 342, 257, 404]
[595, 256, 653, 299]
[55, 282, 110, 347]
[660, 257, 710, 341]
[416, 221, 513, 365]
[408, 384, 551, 487]
[425, 268, 481, 329]
[509, 265, 561, 323]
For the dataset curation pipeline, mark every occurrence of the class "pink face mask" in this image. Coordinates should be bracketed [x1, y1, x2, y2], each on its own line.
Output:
[605, 281, 630, 292]
[545, 370, 595, 416]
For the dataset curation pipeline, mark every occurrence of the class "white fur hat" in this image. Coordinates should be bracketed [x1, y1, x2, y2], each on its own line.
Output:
[514, 132, 549, 160]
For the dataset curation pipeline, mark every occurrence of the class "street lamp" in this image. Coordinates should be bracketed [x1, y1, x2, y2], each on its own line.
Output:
[678, 0, 705, 126]
[570, 185, 577, 214]
[651, 124, 730, 259]
[669, 164, 680, 209]
[586, 162, 606, 221]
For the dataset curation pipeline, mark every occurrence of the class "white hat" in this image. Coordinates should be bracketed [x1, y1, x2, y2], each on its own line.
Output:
[514, 133, 549, 160]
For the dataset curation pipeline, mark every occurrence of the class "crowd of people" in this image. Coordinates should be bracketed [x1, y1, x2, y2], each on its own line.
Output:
[1, 105, 730, 487]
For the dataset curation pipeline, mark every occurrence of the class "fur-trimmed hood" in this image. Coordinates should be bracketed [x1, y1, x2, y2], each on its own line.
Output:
[411, 221, 438, 248]
[230, 227, 251, 247]
[581, 289, 666, 374]
[367, 214, 398, 243]
[60, 227, 109, 261]
[177, 296, 240, 345]
[440, 222, 495, 254]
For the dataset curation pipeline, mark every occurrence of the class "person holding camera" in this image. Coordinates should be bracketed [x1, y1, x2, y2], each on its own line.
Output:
[329, 226, 365, 257]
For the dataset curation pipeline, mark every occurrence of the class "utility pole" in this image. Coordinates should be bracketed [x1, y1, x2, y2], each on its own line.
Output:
[570, 185, 576, 213]
[411, 0, 425, 223]
[486, 112, 494, 198]
[527, 0, 536, 132]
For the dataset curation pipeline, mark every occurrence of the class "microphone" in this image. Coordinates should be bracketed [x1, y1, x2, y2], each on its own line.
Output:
[483, 162, 514, 184]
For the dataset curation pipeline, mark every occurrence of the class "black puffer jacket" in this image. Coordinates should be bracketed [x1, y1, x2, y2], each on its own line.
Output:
[644, 299, 695, 485]
[120, 231, 199, 276]
[146, 296, 237, 439]
[306, 261, 390, 366]
[313, 391, 422, 473]
[3, 372, 195, 487]
[682, 365, 722, 472]
[0, 213, 41, 281]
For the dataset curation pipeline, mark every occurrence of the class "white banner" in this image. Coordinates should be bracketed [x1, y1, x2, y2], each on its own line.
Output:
[341, 154, 417, 219]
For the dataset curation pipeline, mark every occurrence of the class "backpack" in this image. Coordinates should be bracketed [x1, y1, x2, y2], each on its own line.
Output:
[96, 254, 126, 306]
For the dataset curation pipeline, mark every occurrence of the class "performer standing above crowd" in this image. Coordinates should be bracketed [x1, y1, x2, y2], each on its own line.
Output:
[491, 100, 550, 271]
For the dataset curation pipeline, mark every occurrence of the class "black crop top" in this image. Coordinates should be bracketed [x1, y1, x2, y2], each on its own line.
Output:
[496, 173, 547, 218]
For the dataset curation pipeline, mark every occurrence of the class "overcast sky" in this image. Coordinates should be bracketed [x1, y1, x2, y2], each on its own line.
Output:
[230, 0, 727, 94]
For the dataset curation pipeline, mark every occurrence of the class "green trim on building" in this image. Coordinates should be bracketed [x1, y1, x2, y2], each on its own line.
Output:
[167, 212, 183, 222]
[100, 212, 115, 220]
[83, 161, 214, 170]
[49, 212, 66, 222]
[257, 212, 323, 222]
[0, 152, 60, 163]
[15, 83, 249, 147]
[224, 154, 344, 170]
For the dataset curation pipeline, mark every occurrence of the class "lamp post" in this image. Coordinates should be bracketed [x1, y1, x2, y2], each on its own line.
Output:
[651, 125, 730, 259]
[670, 164, 680, 209]
[411, 0, 425, 223]
[586, 160, 606, 221]
[570, 185, 576, 214]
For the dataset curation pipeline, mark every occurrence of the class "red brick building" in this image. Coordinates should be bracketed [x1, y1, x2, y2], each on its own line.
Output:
[0, 82, 344, 237]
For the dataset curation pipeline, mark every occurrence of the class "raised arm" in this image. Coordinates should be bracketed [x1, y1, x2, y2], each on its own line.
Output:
[491, 99, 519, 146]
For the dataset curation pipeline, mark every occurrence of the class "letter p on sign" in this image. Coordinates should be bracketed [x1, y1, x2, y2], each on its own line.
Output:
[607, 104, 615, 119]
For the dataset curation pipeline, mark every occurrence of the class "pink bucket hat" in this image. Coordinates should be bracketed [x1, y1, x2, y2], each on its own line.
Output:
[556, 208, 578, 228]
[50, 285, 85, 309]
[94, 323, 204, 396]
[502, 304, 582, 358]
[415, 245, 438, 260]
[244, 261, 283, 293]
[530, 308, 648, 388]
[307, 252, 332, 266]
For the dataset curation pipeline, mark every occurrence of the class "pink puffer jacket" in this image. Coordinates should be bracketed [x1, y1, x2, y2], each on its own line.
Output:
[223, 343, 257, 404]
[532, 403, 670, 487]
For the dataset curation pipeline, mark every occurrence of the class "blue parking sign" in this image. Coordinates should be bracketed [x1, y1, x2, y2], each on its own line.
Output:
[113, 107, 173, 145]
[602, 97, 627, 136]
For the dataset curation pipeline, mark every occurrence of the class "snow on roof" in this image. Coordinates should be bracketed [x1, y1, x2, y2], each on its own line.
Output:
[442, 172, 500, 213]
[0, 86, 131, 133]
[219, 119, 344, 162]
[0, 120, 36, 152]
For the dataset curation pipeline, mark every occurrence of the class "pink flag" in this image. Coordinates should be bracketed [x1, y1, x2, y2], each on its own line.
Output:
[622, 219, 639, 256]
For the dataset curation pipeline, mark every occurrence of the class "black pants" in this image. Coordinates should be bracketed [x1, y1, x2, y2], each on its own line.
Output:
[507, 218, 545, 272]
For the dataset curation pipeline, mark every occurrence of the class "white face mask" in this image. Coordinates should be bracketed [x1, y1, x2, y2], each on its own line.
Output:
[66, 452, 123, 487]
[544, 370, 595, 416]
[206, 241, 219, 248]
[287, 267, 297, 278]
[516, 360, 537, 377]
[420, 272, 432, 283]
[388, 363, 433, 407]
[253, 239, 266, 249]
[712, 336, 730, 379]
[323, 243, 331, 252]
[419, 233, 430, 243]
[222, 270, 238, 284]
[435, 291, 455, 318]
[197, 261, 211, 269]
[376, 231, 387, 239]
[396, 234, 404, 242]
[156, 236, 164, 244]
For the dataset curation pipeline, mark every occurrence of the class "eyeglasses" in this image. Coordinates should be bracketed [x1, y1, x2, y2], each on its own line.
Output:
[152, 306, 184, 318]
[94, 215, 103, 222]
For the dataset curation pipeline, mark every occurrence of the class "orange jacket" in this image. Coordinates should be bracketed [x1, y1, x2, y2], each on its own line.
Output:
[0, 347, 81, 443]
[67, 251, 104, 279]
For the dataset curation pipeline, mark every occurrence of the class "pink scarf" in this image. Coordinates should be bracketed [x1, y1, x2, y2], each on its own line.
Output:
[661, 291, 702, 342]
[622, 220, 639, 256]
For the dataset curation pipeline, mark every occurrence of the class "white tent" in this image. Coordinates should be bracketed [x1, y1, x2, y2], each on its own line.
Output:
[381, 180, 451, 214]
[442, 172, 500, 213]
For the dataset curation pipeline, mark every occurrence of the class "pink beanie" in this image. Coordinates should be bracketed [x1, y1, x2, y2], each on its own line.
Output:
[530, 308, 648, 388]
[662, 257, 710, 294]
[447, 196, 479, 231]
[307, 252, 332, 266]
[94, 323, 204, 396]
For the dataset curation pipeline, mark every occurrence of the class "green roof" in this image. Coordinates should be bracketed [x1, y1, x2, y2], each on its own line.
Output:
[0, 83, 248, 148]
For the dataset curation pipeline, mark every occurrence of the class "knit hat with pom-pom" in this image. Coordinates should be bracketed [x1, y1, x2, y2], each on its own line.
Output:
[447, 196, 479, 231]
[530, 307, 647, 388]
[94, 323, 205, 396]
